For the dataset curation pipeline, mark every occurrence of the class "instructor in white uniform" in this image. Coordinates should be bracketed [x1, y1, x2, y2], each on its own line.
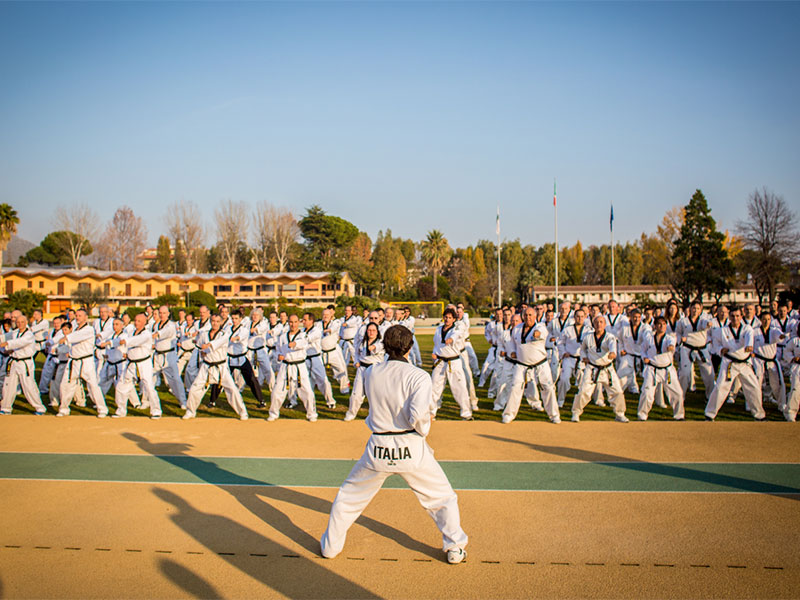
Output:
[321, 324, 468, 564]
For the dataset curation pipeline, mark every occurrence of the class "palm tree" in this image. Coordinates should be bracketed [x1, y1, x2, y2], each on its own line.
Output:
[0, 203, 19, 270]
[419, 229, 452, 298]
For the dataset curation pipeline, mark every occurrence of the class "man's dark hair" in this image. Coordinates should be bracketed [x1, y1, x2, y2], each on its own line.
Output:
[233, 309, 244, 317]
[326, 304, 336, 310]
[303, 312, 315, 322]
[383, 324, 413, 359]
[729, 304, 741, 314]
[443, 307, 457, 319]
[654, 316, 667, 326]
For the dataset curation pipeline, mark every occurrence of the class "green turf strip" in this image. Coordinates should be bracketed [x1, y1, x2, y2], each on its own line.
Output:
[1, 453, 799, 493]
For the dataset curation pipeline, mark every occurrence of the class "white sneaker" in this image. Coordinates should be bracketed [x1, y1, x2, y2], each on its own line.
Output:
[447, 548, 467, 564]
[571, 415, 580, 422]
[56, 410, 69, 417]
[326, 402, 336, 409]
[615, 415, 630, 423]
[240, 414, 249, 421]
[307, 415, 318, 422]
[97, 413, 108, 419]
[150, 414, 162, 420]
[343, 413, 355, 422]
[266, 415, 278, 422]
[181, 413, 194, 420]
[550, 416, 561, 424]
[501, 415, 512, 424]
[111, 414, 125, 419]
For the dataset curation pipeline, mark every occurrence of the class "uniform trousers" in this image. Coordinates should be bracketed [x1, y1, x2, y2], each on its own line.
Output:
[679, 346, 716, 399]
[571, 364, 626, 419]
[345, 365, 373, 419]
[547, 347, 560, 382]
[557, 356, 583, 408]
[463, 341, 479, 376]
[176, 349, 194, 376]
[183, 349, 201, 390]
[185, 362, 247, 419]
[115, 359, 161, 417]
[153, 350, 187, 408]
[503, 361, 559, 423]
[616, 354, 641, 393]
[1, 358, 45, 413]
[431, 358, 472, 418]
[410, 337, 422, 367]
[459, 350, 478, 406]
[210, 357, 264, 406]
[249, 346, 275, 390]
[704, 359, 765, 420]
[784, 363, 800, 422]
[638, 364, 684, 420]
[322, 346, 350, 393]
[339, 338, 356, 366]
[307, 354, 336, 406]
[59, 357, 108, 416]
[492, 358, 516, 411]
[321, 435, 468, 559]
[38, 355, 58, 395]
[269, 361, 316, 420]
[753, 356, 786, 409]
[98, 360, 140, 408]
[478, 346, 496, 387]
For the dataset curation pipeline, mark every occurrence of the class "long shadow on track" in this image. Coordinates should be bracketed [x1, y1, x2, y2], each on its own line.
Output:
[479, 434, 800, 500]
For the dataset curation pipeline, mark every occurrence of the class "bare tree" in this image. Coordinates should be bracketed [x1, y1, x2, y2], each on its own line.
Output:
[53, 203, 99, 268]
[250, 200, 273, 272]
[94, 206, 148, 271]
[165, 199, 205, 273]
[214, 199, 247, 273]
[269, 206, 299, 272]
[736, 187, 799, 302]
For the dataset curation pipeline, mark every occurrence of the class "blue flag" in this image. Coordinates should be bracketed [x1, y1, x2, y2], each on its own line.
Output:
[610, 204, 614, 232]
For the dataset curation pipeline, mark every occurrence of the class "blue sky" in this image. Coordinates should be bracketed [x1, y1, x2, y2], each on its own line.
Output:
[1, 1, 798, 251]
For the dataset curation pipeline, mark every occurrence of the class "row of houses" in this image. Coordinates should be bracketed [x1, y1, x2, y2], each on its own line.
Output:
[1, 268, 356, 315]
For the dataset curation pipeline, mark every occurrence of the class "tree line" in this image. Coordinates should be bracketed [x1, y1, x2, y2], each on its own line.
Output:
[8, 187, 799, 308]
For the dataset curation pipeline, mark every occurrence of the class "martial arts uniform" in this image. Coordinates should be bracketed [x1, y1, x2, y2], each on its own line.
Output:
[321, 359, 468, 560]
[0, 326, 46, 414]
[637, 331, 684, 421]
[98, 330, 140, 409]
[571, 330, 628, 422]
[556, 323, 590, 408]
[320, 317, 350, 394]
[676, 313, 716, 399]
[752, 325, 786, 409]
[248, 317, 275, 390]
[112, 328, 160, 418]
[211, 321, 265, 407]
[152, 319, 187, 409]
[344, 338, 385, 421]
[478, 318, 498, 387]
[502, 321, 559, 424]
[431, 322, 472, 419]
[305, 321, 336, 408]
[338, 315, 361, 366]
[30, 317, 49, 361]
[183, 317, 211, 389]
[268, 329, 316, 421]
[617, 321, 650, 394]
[184, 328, 248, 420]
[454, 318, 478, 409]
[493, 324, 517, 411]
[57, 323, 109, 418]
[177, 321, 197, 376]
[704, 323, 765, 420]
[37, 325, 59, 397]
[782, 337, 800, 422]
[93, 316, 114, 376]
[458, 312, 479, 377]
[547, 314, 573, 381]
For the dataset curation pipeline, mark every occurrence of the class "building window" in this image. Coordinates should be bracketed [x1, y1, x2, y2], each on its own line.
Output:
[27, 280, 32, 288]
[336, 284, 341, 291]
[145, 284, 152, 296]
[39, 281, 44, 289]
[78, 282, 90, 291]
[5, 281, 13, 295]
[198, 284, 204, 291]
[260, 284, 275, 292]
[179, 285, 189, 291]
[104, 283, 110, 296]
[239, 285, 253, 293]
[214, 285, 232, 294]
[125, 283, 132, 296]
[283, 284, 296, 292]
[57, 282, 64, 295]
[166, 285, 171, 294]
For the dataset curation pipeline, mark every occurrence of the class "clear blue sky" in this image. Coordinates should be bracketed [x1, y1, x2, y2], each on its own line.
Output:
[1, 1, 798, 251]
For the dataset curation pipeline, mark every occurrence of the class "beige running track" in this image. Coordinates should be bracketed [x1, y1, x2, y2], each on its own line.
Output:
[1, 417, 798, 599]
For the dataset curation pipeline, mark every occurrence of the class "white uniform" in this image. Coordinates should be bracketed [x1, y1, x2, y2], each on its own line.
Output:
[152, 319, 187, 408]
[676, 313, 716, 399]
[30, 318, 49, 358]
[338, 315, 361, 366]
[458, 313, 479, 377]
[637, 331, 684, 420]
[305, 321, 336, 407]
[616, 322, 651, 394]
[248, 317, 275, 390]
[344, 337, 385, 420]
[37, 324, 59, 396]
[57, 323, 109, 417]
[0, 327, 46, 414]
[49, 331, 73, 404]
[782, 337, 800, 421]
[268, 329, 316, 421]
[772, 316, 797, 366]
[704, 323, 765, 420]
[478, 318, 498, 387]
[97, 330, 140, 408]
[265, 320, 286, 373]
[320, 317, 350, 394]
[571, 330, 628, 422]
[177, 320, 197, 376]
[556, 323, 590, 408]
[503, 322, 559, 423]
[752, 325, 786, 410]
[547, 315, 573, 381]
[321, 359, 468, 559]
[112, 327, 160, 418]
[431, 323, 472, 419]
[93, 316, 114, 376]
[454, 318, 478, 408]
[184, 328, 248, 420]
[183, 317, 212, 389]
[493, 324, 518, 411]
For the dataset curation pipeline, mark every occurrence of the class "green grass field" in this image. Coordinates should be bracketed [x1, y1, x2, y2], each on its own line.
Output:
[11, 334, 786, 421]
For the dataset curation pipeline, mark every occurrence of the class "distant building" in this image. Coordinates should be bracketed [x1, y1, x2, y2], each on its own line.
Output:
[1, 267, 355, 315]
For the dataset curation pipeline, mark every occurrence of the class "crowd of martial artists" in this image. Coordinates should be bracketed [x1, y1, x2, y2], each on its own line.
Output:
[1, 297, 798, 422]
[470, 298, 800, 423]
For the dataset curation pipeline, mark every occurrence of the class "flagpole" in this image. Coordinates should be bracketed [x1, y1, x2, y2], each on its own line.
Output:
[496, 205, 502, 306]
[554, 179, 558, 311]
[610, 202, 615, 299]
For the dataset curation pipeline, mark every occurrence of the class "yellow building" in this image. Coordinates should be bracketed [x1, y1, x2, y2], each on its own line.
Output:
[1, 268, 355, 314]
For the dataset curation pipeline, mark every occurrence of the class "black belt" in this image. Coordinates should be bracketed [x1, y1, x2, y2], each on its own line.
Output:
[588, 361, 612, 383]
[373, 429, 416, 436]
[725, 355, 751, 364]
[753, 353, 777, 364]
[341, 337, 355, 342]
[155, 348, 176, 354]
[321, 347, 336, 353]
[70, 354, 94, 361]
[67, 353, 94, 380]
[647, 363, 673, 370]
[228, 352, 248, 359]
[248, 345, 265, 351]
[7, 356, 33, 377]
[306, 353, 320, 359]
[517, 356, 548, 369]
[359, 361, 379, 368]
[684, 343, 709, 363]
[283, 359, 305, 366]
[106, 358, 125, 366]
[129, 355, 152, 363]
[435, 355, 460, 362]
[203, 358, 227, 366]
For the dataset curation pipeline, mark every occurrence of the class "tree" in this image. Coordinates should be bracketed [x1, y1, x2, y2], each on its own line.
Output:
[252, 202, 299, 273]
[25, 231, 93, 267]
[165, 199, 205, 273]
[53, 203, 99, 268]
[672, 190, 734, 303]
[0, 204, 19, 270]
[1, 290, 45, 315]
[298, 205, 359, 269]
[419, 230, 452, 298]
[150, 235, 172, 273]
[94, 206, 148, 271]
[71, 285, 108, 309]
[736, 187, 799, 302]
[250, 200, 273, 272]
[187, 290, 216, 308]
[561, 241, 585, 285]
[214, 199, 246, 273]
[372, 230, 407, 296]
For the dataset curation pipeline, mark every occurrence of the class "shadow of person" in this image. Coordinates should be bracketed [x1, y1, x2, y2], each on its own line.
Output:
[159, 557, 223, 599]
[478, 434, 800, 499]
[122, 433, 440, 558]
[154, 488, 379, 599]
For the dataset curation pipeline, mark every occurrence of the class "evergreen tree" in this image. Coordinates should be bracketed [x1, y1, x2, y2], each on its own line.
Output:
[150, 235, 172, 273]
[672, 190, 733, 302]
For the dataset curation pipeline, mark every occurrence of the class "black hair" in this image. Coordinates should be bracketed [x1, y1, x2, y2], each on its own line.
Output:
[443, 307, 457, 319]
[383, 324, 413, 359]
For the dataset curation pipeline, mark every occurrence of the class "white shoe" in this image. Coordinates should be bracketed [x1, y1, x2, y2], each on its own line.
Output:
[501, 415, 512, 424]
[615, 415, 630, 423]
[111, 414, 125, 419]
[471, 403, 478, 411]
[307, 415, 318, 422]
[266, 415, 278, 422]
[181, 413, 194, 420]
[139, 402, 150, 411]
[595, 400, 607, 407]
[571, 415, 580, 422]
[343, 413, 355, 422]
[447, 548, 467, 564]
[150, 414, 162, 420]
[97, 413, 108, 419]
[326, 402, 336, 409]
[56, 410, 69, 417]
[550, 416, 561, 424]
[240, 414, 249, 421]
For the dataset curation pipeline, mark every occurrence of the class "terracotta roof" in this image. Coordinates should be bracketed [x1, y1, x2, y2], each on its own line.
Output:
[1, 267, 347, 282]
